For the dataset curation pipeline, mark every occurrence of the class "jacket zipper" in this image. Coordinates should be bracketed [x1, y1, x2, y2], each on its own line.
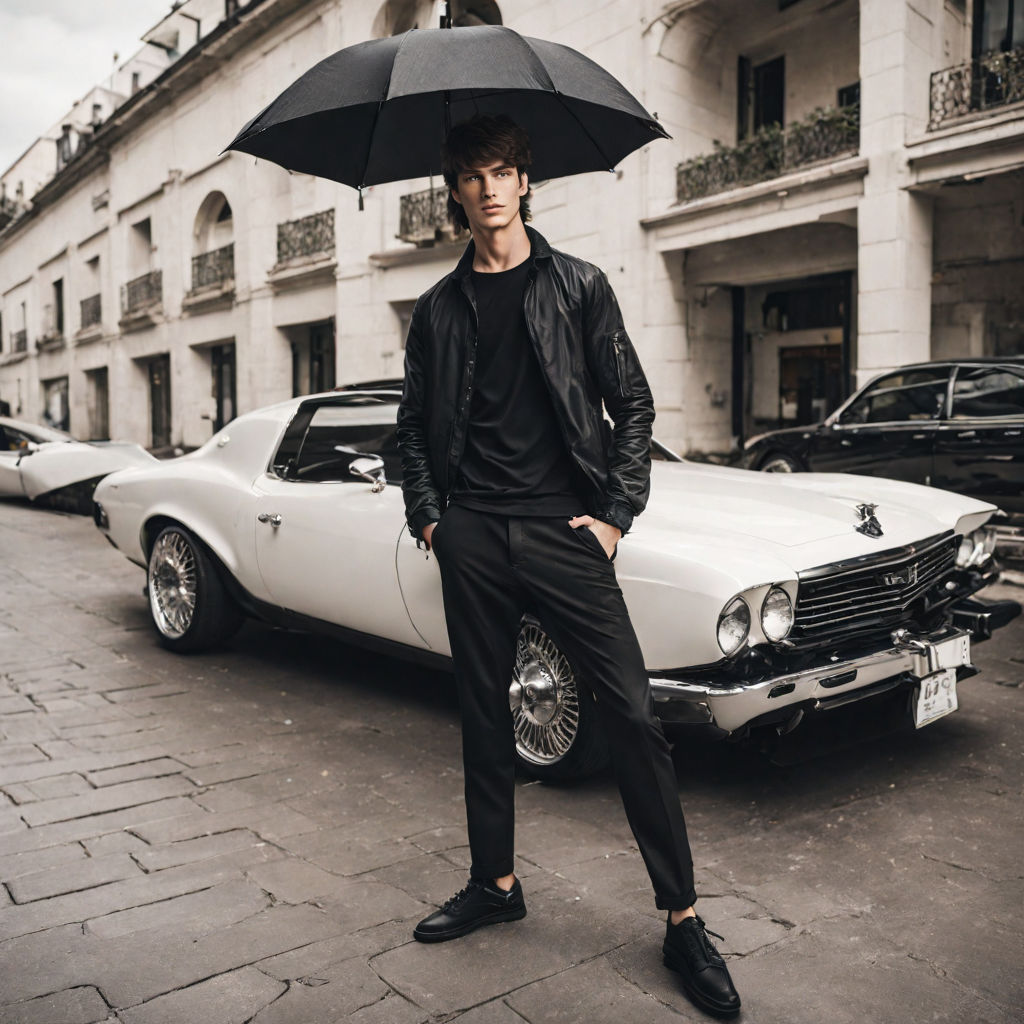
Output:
[612, 332, 629, 397]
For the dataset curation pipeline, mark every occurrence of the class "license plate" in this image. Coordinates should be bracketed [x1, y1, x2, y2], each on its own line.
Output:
[914, 668, 958, 728]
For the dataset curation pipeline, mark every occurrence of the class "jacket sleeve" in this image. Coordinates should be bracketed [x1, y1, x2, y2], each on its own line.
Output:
[396, 300, 444, 541]
[582, 270, 655, 536]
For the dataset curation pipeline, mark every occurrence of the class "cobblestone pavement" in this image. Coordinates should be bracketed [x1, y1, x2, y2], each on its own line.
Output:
[0, 499, 1021, 1023]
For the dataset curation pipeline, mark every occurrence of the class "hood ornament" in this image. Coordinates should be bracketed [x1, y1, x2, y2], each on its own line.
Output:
[855, 502, 883, 538]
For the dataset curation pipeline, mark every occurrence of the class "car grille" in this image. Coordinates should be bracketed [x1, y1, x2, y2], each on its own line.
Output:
[792, 531, 957, 644]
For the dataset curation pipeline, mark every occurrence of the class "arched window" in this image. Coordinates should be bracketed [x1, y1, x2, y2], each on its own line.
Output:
[372, 0, 501, 38]
[190, 191, 234, 293]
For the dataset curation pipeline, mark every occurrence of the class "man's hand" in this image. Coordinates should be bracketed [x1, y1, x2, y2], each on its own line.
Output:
[422, 522, 437, 550]
[568, 515, 620, 559]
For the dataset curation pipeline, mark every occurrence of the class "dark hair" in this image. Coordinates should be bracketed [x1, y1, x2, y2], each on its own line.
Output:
[441, 114, 532, 232]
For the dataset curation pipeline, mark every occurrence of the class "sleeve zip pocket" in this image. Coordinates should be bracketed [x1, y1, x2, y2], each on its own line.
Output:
[611, 331, 632, 397]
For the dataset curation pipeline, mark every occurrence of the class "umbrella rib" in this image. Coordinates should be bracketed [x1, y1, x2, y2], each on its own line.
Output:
[357, 28, 415, 189]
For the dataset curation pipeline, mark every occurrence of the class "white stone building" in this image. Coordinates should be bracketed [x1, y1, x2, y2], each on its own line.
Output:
[0, 0, 1021, 456]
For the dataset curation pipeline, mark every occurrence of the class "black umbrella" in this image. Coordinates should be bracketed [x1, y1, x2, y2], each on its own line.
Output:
[225, 24, 668, 191]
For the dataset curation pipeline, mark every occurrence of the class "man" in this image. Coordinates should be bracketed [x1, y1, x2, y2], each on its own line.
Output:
[396, 115, 740, 1017]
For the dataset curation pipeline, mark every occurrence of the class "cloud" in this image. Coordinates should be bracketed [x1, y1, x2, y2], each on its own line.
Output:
[0, 1, 174, 171]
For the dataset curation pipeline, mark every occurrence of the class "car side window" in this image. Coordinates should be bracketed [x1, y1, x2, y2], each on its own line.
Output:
[282, 400, 402, 483]
[951, 367, 1024, 420]
[841, 369, 948, 425]
[1, 426, 32, 451]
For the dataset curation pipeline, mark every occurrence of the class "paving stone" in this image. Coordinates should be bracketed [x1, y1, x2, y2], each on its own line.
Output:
[278, 823, 422, 877]
[96, 903, 350, 1007]
[128, 802, 320, 845]
[172, 743, 248, 768]
[5, 773, 94, 805]
[245, 858, 351, 903]
[183, 754, 291, 787]
[0, 843, 285, 942]
[0, 797, 198, 858]
[104, 684, 190, 704]
[0, 985, 110, 1024]
[119, 965, 285, 1024]
[85, 878, 270, 939]
[0, 745, 49, 767]
[85, 758, 186, 788]
[19, 777, 194, 827]
[256, 917, 416, 982]
[80, 831, 150, 858]
[507, 956, 691, 1023]
[339, 991, 429, 1024]
[133, 829, 266, 871]
[34, 698, 90, 715]
[370, 878, 651, 1014]
[0, 745, 190, 788]
[251, 956, 389, 1023]
[0, 694, 37, 714]
[8, 853, 143, 904]
[443, 999, 533, 1023]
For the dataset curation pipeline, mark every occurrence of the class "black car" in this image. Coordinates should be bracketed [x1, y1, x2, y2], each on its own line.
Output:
[742, 358, 1024, 521]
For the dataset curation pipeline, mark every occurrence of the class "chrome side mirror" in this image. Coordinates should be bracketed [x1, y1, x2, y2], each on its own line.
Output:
[347, 454, 386, 493]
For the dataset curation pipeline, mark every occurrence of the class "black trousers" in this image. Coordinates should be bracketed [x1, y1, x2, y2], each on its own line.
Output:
[431, 504, 697, 911]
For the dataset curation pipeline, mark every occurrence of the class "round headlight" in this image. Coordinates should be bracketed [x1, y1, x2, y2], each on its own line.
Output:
[717, 597, 750, 655]
[761, 586, 794, 642]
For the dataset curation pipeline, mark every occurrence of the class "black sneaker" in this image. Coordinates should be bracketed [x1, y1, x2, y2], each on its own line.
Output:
[663, 914, 741, 1017]
[413, 877, 526, 943]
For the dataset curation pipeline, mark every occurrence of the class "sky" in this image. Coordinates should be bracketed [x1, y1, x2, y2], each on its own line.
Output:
[0, 0, 176, 172]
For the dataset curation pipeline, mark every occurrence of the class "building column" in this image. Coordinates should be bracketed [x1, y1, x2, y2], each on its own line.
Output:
[856, 0, 939, 387]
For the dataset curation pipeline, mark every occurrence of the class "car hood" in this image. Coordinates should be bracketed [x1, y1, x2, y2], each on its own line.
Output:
[19, 441, 158, 499]
[642, 462, 992, 555]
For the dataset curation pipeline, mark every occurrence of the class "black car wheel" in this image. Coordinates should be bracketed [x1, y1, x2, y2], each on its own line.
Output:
[147, 524, 244, 653]
[509, 619, 609, 782]
[759, 451, 804, 473]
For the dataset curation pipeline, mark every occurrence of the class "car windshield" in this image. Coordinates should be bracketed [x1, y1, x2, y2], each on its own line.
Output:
[1, 419, 74, 448]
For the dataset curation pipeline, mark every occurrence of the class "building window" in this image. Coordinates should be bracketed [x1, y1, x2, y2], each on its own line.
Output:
[147, 354, 172, 449]
[53, 279, 64, 337]
[291, 322, 336, 397]
[738, 55, 785, 139]
[85, 367, 110, 440]
[211, 343, 237, 432]
[42, 376, 70, 431]
[973, 0, 1024, 56]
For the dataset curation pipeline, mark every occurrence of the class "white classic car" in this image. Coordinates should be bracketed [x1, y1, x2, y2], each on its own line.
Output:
[1, 416, 156, 514]
[93, 384, 1019, 780]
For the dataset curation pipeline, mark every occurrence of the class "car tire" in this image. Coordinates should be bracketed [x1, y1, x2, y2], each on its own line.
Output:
[510, 618, 610, 783]
[759, 451, 804, 473]
[147, 524, 244, 653]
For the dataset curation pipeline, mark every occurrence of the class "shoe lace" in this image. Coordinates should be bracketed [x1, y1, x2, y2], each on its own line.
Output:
[693, 915, 727, 963]
[441, 879, 483, 912]
[695, 915, 725, 943]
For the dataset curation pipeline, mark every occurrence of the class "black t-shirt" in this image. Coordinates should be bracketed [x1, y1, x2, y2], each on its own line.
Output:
[451, 255, 583, 516]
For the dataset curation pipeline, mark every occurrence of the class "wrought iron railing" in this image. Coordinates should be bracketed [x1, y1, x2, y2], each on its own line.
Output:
[80, 293, 101, 328]
[676, 105, 860, 203]
[929, 47, 1024, 130]
[11, 329, 27, 353]
[191, 242, 234, 291]
[276, 209, 334, 263]
[398, 185, 464, 245]
[121, 269, 162, 316]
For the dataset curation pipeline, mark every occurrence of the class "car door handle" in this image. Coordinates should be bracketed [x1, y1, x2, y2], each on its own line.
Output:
[912, 434, 927, 440]
[956, 430, 976, 438]
[257, 513, 282, 528]
[840, 439, 852, 446]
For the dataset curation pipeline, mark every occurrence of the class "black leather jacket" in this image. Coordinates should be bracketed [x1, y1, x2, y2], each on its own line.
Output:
[397, 226, 654, 541]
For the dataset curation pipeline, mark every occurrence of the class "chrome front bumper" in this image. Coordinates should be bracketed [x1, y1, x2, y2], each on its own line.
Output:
[649, 627, 973, 734]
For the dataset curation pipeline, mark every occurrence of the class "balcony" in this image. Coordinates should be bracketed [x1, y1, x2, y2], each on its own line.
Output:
[80, 293, 102, 329]
[120, 269, 162, 330]
[191, 243, 234, 291]
[676, 105, 860, 204]
[398, 185, 465, 247]
[929, 47, 1024, 131]
[276, 209, 334, 264]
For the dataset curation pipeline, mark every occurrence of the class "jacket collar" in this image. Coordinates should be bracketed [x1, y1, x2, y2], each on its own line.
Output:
[451, 224, 552, 281]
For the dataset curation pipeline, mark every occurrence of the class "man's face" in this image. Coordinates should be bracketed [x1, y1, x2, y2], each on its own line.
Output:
[450, 160, 528, 235]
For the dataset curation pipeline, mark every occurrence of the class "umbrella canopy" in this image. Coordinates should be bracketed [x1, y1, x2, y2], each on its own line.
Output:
[225, 24, 668, 188]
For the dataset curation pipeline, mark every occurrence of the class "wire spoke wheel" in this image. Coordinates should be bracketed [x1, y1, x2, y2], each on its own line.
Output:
[509, 622, 581, 766]
[148, 530, 199, 639]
